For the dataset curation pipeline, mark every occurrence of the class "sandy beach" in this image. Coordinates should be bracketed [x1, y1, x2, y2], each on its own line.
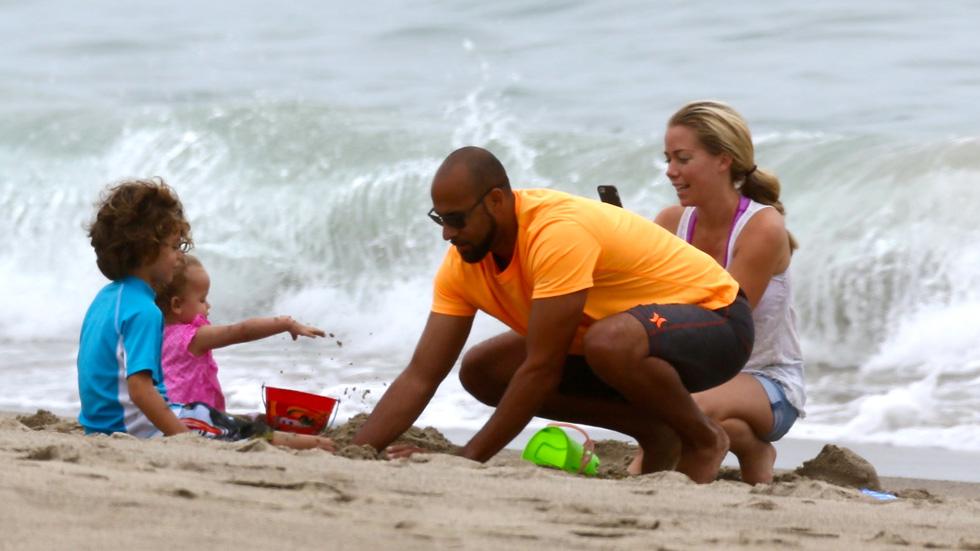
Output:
[2, 411, 979, 551]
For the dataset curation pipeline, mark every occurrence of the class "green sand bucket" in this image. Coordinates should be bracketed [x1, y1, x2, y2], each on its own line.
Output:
[522, 423, 600, 476]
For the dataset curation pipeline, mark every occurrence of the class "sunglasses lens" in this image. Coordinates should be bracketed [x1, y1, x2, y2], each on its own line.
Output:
[442, 215, 466, 229]
[428, 209, 467, 228]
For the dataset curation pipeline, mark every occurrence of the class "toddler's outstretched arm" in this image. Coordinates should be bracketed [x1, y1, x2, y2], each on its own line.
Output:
[188, 316, 325, 355]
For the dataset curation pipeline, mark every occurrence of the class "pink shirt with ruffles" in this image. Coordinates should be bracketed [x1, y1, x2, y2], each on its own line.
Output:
[161, 314, 226, 411]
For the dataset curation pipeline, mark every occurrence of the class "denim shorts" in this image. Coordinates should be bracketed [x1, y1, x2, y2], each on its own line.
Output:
[752, 374, 799, 442]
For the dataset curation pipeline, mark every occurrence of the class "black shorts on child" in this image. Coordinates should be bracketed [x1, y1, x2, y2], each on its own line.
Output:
[171, 402, 272, 441]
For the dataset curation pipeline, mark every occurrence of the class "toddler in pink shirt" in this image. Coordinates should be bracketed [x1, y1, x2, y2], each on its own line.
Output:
[156, 255, 325, 410]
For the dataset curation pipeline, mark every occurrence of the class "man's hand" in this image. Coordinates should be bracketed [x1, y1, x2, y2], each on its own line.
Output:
[352, 313, 474, 451]
[384, 444, 429, 459]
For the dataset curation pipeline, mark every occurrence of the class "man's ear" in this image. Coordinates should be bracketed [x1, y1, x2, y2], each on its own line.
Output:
[487, 187, 506, 214]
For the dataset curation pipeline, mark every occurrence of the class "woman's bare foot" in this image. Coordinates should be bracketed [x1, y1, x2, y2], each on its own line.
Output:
[627, 450, 643, 476]
[719, 418, 776, 484]
[736, 441, 777, 484]
[270, 431, 336, 452]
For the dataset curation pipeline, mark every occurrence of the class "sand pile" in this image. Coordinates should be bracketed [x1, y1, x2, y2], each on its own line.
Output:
[796, 444, 881, 490]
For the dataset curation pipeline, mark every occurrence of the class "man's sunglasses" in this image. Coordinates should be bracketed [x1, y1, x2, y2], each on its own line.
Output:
[427, 187, 497, 229]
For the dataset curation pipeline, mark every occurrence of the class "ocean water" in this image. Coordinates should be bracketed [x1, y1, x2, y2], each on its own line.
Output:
[2, 1, 979, 451]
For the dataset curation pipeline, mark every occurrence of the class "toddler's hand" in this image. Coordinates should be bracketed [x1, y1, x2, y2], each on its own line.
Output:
[285, 317, 326, 340]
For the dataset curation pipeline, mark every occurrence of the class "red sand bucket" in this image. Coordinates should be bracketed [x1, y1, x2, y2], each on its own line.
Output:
[263, 385, 339, 435]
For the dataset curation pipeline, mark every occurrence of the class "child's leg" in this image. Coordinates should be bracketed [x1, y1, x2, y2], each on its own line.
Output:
[269, 431, 335, 452]
[173, 402, 332, 451]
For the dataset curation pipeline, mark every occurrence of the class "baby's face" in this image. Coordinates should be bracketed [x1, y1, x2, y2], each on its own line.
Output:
[177, 265, 211, 323]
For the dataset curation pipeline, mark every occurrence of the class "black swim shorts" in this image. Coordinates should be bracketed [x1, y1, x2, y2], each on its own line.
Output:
[173, 402, 272, 441]
[625, 291, 754, 393]
[557, 355, 623, 400]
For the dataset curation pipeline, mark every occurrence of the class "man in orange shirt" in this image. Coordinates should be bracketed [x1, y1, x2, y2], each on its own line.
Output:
[353, 146, 754, 483]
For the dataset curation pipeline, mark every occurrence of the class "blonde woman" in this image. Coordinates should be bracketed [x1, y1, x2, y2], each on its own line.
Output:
[634, 101, 805, 483]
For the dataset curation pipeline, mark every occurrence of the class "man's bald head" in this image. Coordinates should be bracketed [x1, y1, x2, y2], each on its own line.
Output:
[433, 146, 511, 195]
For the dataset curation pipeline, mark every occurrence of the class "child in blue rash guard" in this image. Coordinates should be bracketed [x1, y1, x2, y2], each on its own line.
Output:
[77, 178, 333, 451]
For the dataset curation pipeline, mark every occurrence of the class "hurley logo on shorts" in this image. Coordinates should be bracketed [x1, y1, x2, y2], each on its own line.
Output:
[649, 312, 668, 328]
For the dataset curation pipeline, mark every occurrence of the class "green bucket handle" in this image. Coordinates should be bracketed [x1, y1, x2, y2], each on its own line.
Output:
[523, 422, 598, 475]
[547, 422, 596, 474]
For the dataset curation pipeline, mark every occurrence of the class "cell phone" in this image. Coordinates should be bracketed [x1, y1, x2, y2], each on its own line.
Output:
[597, 185, 623, 208]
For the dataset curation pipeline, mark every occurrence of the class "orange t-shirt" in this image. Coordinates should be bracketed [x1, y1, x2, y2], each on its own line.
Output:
[432, 188, 739, 353]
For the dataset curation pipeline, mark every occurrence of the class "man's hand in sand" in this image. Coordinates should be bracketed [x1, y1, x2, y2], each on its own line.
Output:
[284, 317, 326, 340]
[384, 444, 429, 460]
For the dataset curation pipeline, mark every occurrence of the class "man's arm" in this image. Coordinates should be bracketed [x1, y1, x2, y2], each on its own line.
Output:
[127, 371, 189, 436]
[352, 312, 474, 451]
[458, 289, 587, 462]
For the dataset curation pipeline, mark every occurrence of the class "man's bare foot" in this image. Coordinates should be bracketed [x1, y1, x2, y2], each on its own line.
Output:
[629, 426, 681, 475]
[675, 419, 730, 484]
[270, 431, 335, 452]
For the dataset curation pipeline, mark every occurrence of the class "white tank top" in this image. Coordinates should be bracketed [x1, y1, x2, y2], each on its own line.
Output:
[677, 199, 806, 415]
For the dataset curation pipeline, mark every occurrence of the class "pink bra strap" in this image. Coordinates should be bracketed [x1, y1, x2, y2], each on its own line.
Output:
[685, 210, 698, 242]
[722, 196, 751, 268]
[685, 196, 751, 269]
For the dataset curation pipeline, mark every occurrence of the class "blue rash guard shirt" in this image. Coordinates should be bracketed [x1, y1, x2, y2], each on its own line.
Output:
[77, 276, 169, 437]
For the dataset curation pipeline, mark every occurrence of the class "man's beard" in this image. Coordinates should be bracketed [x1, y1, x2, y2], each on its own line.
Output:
[458, 213, 496, 263]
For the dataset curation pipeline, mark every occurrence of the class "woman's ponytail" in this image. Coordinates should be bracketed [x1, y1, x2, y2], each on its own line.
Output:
[740, 168, 798, 251]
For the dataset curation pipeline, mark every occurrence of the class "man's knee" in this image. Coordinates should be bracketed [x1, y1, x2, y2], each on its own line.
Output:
[583, 314, 646, 370]
[459, 345, 493, 395]
[459, 336, 521, 404]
